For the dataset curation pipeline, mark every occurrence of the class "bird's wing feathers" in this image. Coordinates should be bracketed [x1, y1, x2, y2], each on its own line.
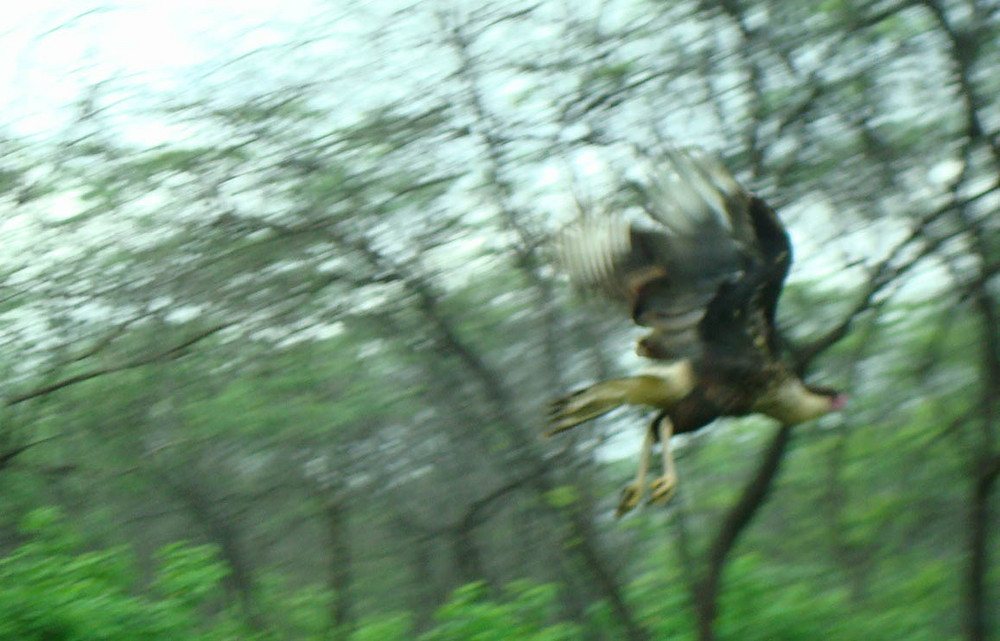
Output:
[745, 196, 793, 333]
[556, 216, 647, 302]
[557, 148, 792, 360]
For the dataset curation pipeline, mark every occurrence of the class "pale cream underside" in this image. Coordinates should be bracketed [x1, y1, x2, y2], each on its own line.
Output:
[638, 361, 830, 425]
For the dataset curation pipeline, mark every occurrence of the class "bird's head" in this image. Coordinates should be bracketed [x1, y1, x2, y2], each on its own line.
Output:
[756, 380, 847, 425]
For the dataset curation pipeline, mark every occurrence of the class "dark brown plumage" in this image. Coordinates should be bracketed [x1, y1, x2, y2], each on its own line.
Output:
[548, 148, 845, 516]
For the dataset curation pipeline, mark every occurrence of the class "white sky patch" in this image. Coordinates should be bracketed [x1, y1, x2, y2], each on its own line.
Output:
[498, 75, 531, 100]
[117, 119, 204, 148]
[0, 212, 32, 236]
[46, 189, 86, 221]
[1, 1, 966, 335]
[536, 163, 563, 188]
[2, 0, 328, 137]
[573, 148, 609, 177]
[927, 158, 963, 186]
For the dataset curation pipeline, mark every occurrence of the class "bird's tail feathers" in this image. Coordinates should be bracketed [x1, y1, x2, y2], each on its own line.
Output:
[547, 375, 685, 436]
[546, 365, 696, 437]
[546, 380, 633, 436]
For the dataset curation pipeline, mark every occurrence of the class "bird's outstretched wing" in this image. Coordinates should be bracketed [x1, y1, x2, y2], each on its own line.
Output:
[557, 148, 792, 360]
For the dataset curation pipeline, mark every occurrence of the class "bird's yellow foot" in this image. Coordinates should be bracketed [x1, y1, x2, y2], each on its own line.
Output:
[648, 475, 676, 506]
[616, 483, 643, 518]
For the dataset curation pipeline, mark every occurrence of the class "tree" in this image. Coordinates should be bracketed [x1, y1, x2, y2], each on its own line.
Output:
[1, 0, 997, 639]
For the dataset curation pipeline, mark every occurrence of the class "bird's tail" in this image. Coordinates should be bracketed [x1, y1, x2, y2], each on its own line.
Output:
[547, 381, 629, 436]
[546, 365, 696, 437]
[546, 377, 659, 436]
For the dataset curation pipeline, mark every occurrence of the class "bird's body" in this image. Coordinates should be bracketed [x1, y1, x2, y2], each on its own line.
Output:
[547, 148, 844, 515]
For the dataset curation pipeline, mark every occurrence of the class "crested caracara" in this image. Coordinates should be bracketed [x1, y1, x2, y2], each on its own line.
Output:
[547, 148, 846, 516]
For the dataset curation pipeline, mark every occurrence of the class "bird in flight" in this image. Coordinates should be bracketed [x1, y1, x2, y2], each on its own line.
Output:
[547, 148, 846, 517]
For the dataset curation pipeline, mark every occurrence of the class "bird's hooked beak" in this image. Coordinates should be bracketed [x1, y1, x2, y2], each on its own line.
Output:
[830, 394, 849, 411]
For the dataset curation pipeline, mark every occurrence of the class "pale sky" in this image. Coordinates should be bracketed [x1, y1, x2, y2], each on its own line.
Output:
[2, 0, 332, 138]
[1, 0, 969, 295]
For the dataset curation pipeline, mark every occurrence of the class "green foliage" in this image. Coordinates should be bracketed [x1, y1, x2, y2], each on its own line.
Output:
[153, 543, 230, 609]
[0, 167, 23, 195]
[544, 485, 580, 509]
[0, 509, 243, 641]
[125, 148, 231, 180]
[2, 0, 998, 639]
[0, 508, 960, 641]
[349, 614, 413, 641]
[629, 565, 697, 641]
[341, 104, 451, 151]
[420, 581, 582, 641]
[713, 553, 956, 641]
[256, 574, 338, 640]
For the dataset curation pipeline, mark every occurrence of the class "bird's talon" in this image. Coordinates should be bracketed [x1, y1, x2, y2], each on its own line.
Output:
[648, 476, 676, 506]
[616, 483, 643, 518]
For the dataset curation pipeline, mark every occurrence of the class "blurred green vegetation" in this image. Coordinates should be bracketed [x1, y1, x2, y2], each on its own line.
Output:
[0, 300, 977, 640]
[2, 0, 998, 639]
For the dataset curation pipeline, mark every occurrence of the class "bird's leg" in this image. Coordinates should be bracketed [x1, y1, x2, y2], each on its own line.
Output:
[616, 423, 654, 518]
[649, 415, 677, 506]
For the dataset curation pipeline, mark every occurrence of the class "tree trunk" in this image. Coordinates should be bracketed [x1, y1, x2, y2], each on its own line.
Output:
[695, 424, 794, 641]
[568, 506, 650, 641]
[963, 229, 1000, 641]
[966, 458, 999, 641]
[411, 540, 440, 630]
[323, 495, 353, 636]
[452, 519, 485, 585]
[162, 475, 266, 631]
[824, 428, 873, 603]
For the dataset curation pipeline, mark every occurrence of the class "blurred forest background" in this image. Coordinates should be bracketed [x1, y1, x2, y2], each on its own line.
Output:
[1, 0, 998, 639]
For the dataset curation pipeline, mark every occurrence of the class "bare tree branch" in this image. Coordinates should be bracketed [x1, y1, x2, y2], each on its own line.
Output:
[0, 434, 63, 471]
[6, 322, 232, 406]
[794, 182, 1000, 373]
[695, 424, 794, 641]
